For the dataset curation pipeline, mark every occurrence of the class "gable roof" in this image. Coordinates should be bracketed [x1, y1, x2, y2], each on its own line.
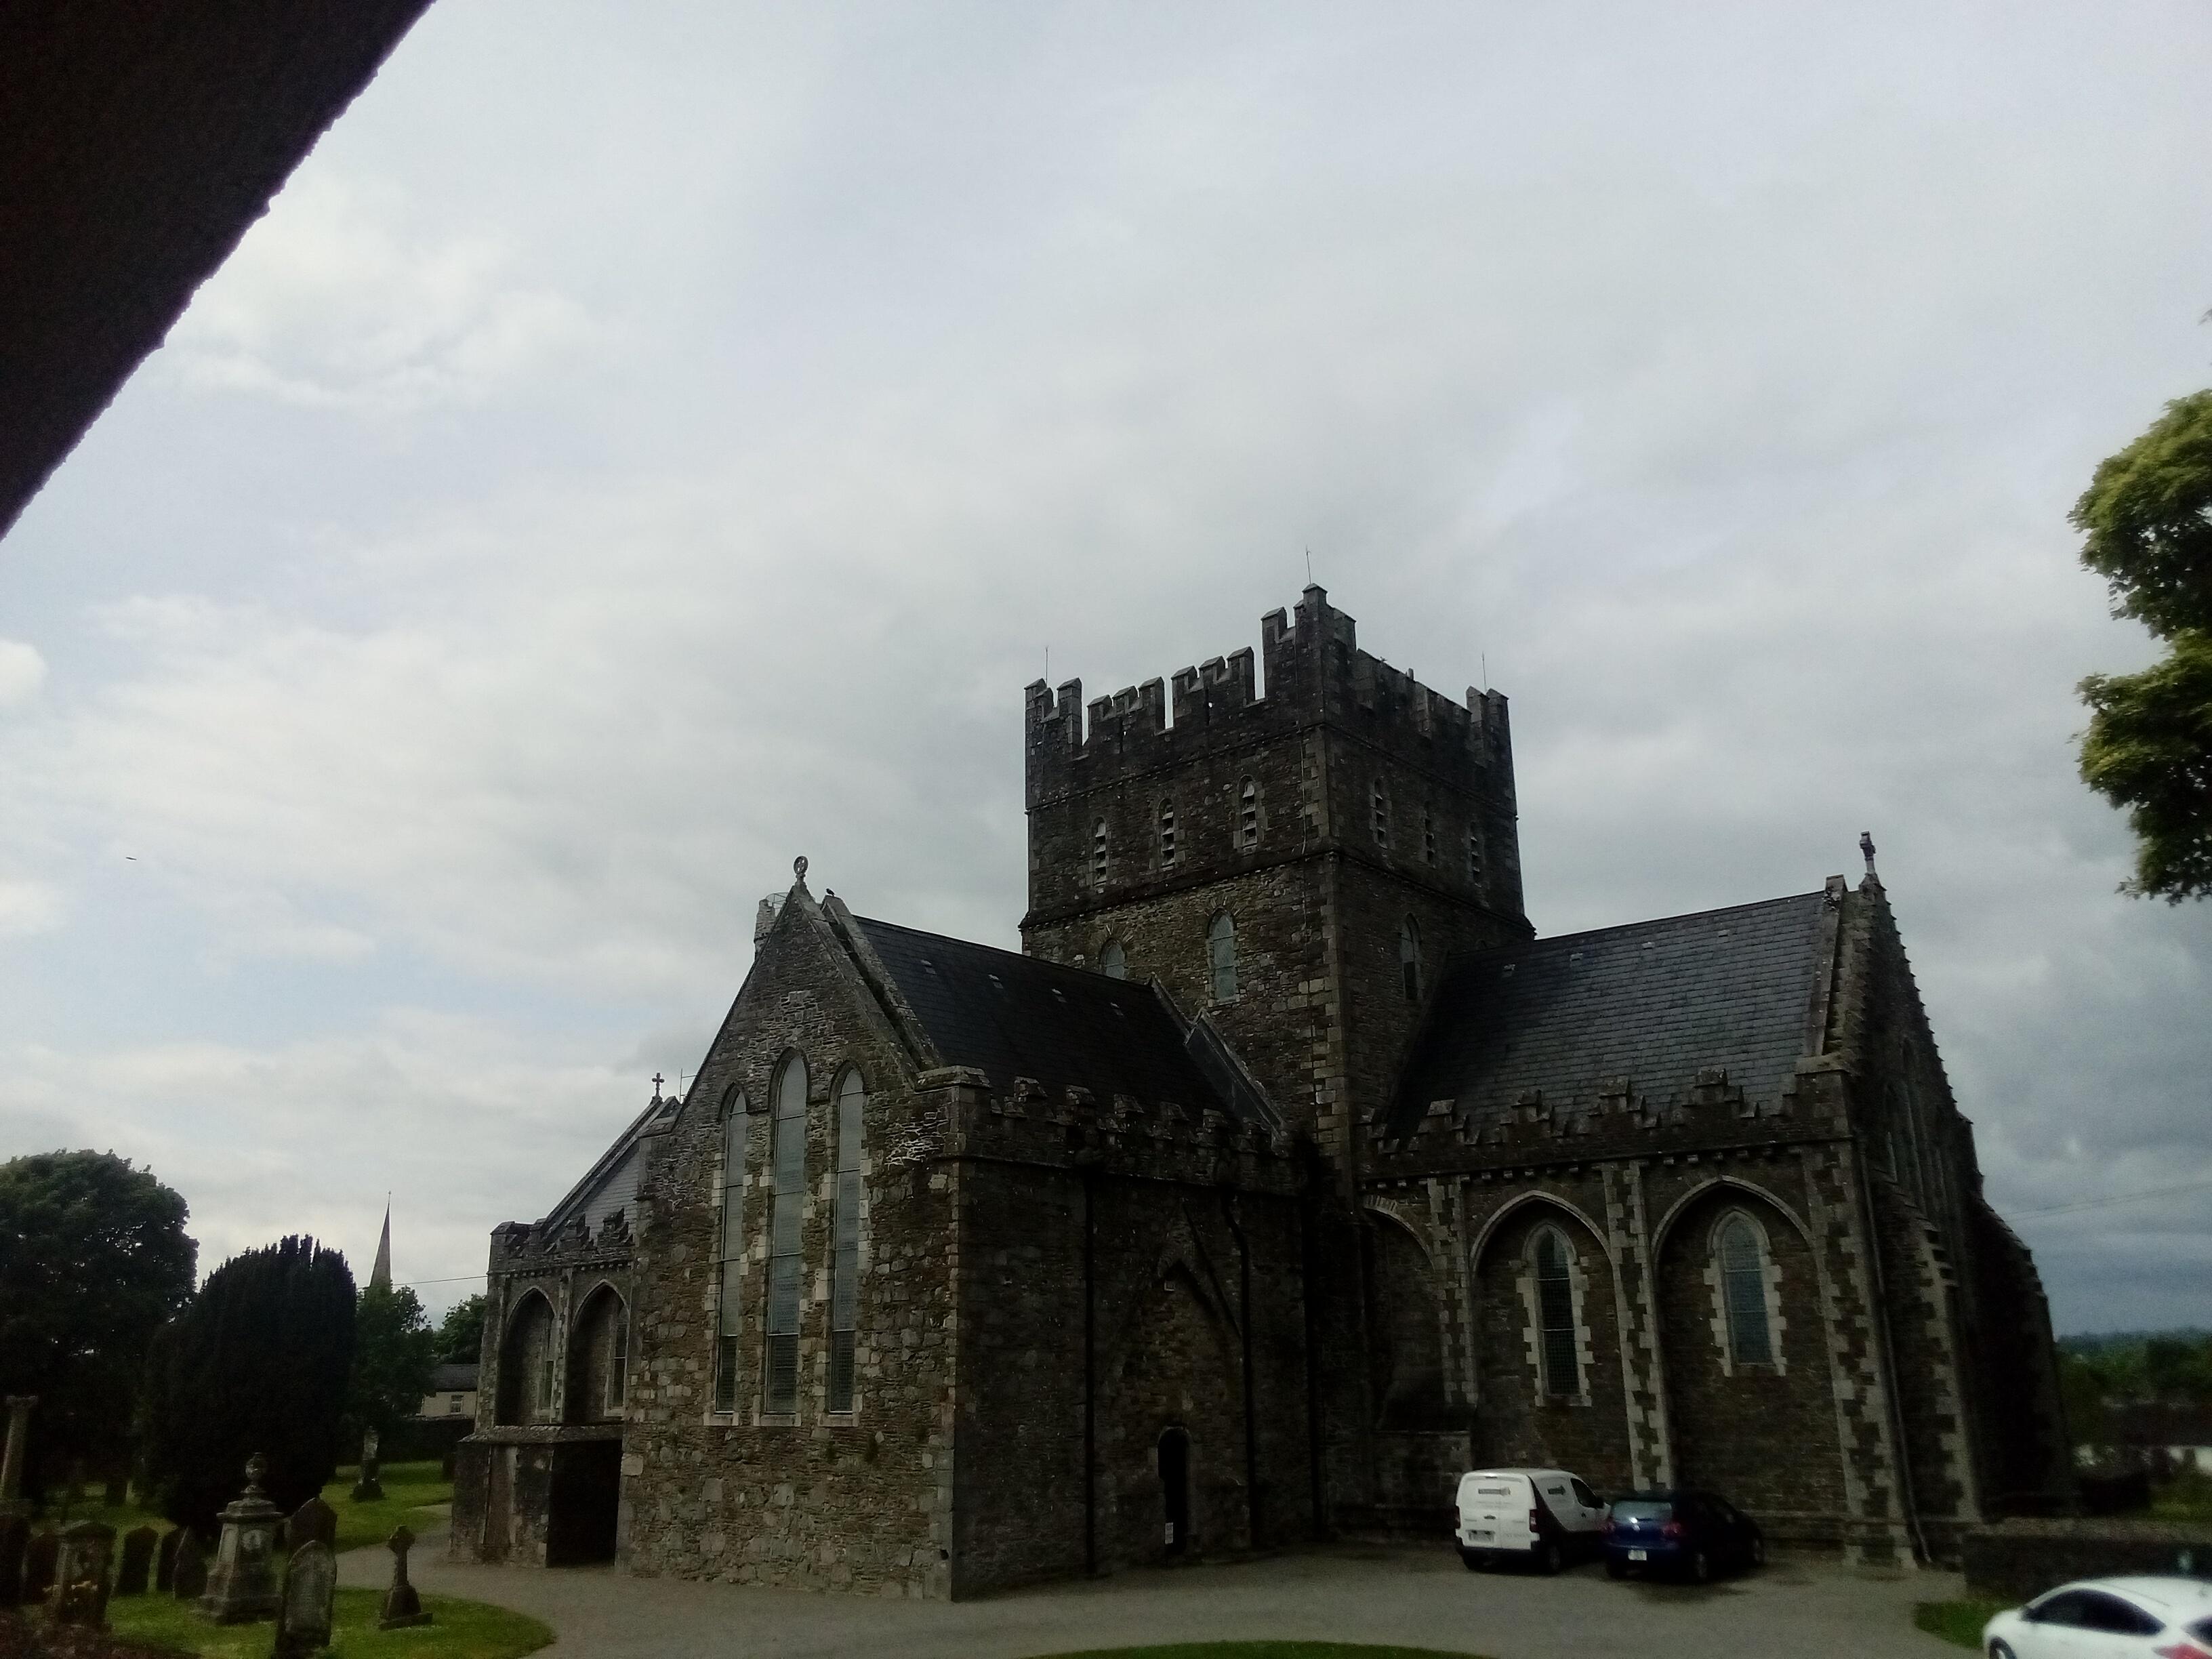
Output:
[1387, 890, 1832, 1138]
[851, 916, 1273, 1124]
[538, 1094, 664, 1235]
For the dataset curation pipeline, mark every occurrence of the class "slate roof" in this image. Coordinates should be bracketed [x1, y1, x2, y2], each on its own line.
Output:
[1387, 890, 1831, 1139]
[428, 1363, 479, 1393]
[853, 917, 1271, 1123]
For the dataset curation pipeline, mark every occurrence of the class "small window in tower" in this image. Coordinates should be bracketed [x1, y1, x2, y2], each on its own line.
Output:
[1399, 918, 1421, 1002]
[1159, 801, 1178, 871]
[1091, 820, 1109, 886]
[1238, 779, 1259, 849]
[1372, 783, 1390, 850]
[1100, 939, 1127, 979]
[1207, 913, 1237, 1000]
[1422, 806, 1437, 865]
[1467, 823, 1486, 886]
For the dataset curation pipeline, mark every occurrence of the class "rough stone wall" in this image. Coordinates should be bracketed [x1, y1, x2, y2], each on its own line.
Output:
[622, 893, 954, 1597]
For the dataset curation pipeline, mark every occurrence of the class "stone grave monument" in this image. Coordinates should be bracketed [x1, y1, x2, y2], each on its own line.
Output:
[49, 1520, 114, 1629]
[114, 1523, 156, 1596]
[0, 1397, 34, 1523]
[155, 1526, 180, 1593]
[377, 1524, 430, 1630]
[23, 1529, 57, 1603]
[171, 1530, 208, 1601]
[287, 1496, 336, 1555]
[0, 1515, 27, 1607]
[197, 1454, 281, 1623]
[350, 1427, 384, 1503]
[272, 1541, 335, 1657]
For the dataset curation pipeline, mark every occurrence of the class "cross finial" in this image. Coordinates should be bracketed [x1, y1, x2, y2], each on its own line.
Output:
[651, 1072, 665, 1100]
[1859, 831, 1878, 880]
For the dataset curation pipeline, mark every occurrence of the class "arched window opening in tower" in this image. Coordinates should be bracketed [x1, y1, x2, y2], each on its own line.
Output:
[713, 1086, 748, 1413]
[1238, 779, 1259, 849]
[1372, 782, 1390, 850]
[1719, 1216, 1774, 1366]
[1422, 806, 1437, 865]
[1208, 914, 1237, 1001]
[1467, 823, 1485, 886]
[830, 1070, 865, 1413]
[1158, 801, 1178, 872]
[764, 1053, 808, 1415]
[1534, 1228, 1576, 1398]
[1091, 820, 1109, 886]
[1099, 939, 1127, 979]
[1399, 917, 1421, 1002]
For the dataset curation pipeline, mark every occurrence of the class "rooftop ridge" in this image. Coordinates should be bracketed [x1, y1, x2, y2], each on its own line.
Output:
[1437, 887, 1832, 966]
[851, 914, 1145, 988]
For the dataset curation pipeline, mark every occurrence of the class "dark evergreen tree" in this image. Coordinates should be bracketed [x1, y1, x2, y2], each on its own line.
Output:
[0, 1150, 195, 1504]
[436, 1293, 487, 1364]
[139, 1235, 356, 1532]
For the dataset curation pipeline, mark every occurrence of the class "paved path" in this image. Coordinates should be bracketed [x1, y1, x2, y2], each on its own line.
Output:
[340, 1520, 1966, 1659]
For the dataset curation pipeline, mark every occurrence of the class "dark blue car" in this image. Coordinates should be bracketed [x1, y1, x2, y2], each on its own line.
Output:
[1602, 1490, 1765, 1582]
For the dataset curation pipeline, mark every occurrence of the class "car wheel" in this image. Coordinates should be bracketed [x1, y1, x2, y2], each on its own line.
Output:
[1459, 1549, 1481, 1572]
[1537, 1540, 1563, 1576]
[1605, 1558, 1628, 1580]
[1687, 1548, 1711, 1584]
[1988, 1643, 2015, 1659]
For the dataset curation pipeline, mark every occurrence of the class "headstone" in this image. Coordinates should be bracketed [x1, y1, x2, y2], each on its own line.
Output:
[0, 1514, 27, 1607]
[287, 1497, 335, 1555]
[114, 1523, 156, 1597]
[350, 1427, 384, 1503]
[155, 1526, 180, 1593]
[377, 1524, 430, 1631]
[171, 1530, 207, 1601]
[271, 1541, 335, 1658]
[196, 1453, 281, 1623]
[0, 1397, 35, 1519]
[23, 1529, 57, 1603]
[49, 1519, 114, 1628]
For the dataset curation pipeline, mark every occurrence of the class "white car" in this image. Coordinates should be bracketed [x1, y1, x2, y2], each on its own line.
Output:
[1454, 1467, 1609, 1574]
[1982, 1576, 2212, 1658]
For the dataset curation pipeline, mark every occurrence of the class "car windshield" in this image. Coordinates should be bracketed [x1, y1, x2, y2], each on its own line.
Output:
[1612, 1501, 1673, 1521]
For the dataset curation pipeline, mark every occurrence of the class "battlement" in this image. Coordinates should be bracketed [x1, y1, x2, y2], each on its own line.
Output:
[1024, 585, 1512, 807]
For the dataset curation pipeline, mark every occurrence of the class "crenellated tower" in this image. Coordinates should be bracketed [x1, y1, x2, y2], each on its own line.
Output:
[1021, 585, 1531, 1186]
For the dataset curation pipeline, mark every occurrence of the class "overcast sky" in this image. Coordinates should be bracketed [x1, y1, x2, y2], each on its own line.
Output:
[3, 1, 2209, 1334]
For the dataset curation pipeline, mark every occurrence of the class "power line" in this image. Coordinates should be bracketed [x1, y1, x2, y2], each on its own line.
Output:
[2015, 1177, 2212, 1220]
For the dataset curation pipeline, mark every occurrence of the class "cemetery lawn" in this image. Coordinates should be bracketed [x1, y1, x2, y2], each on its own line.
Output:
[108, 1585, 550, 1659]
[1030, 1647, 1488, 1658]
[321, 1462, 455, 1555]
[1913, 1599, 2009, 1649]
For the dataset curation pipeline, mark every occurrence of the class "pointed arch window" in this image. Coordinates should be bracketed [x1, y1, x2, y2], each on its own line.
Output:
[1372, 782, 1391, 849]
[1534, 1228, 1577, 1399]
[1399, 917, 1421, 1002]
[1158, 800, 1179, 871]
[1237, 779, 1259, 849]
[764, 1053, 807, 1415]
[1422, 805, 1437, 865]
[1718, 1216, 1774, 1366]
[1099, 939, 1127, 980]
[1091, 820, 1109, 886]
[712, 1086, 748, 1412]
[1207, 914, 1237, 1000]
[829, 1070, 865, 1412]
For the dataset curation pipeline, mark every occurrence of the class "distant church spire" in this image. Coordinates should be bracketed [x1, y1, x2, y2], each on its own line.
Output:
[370, 1198, 392, 1292]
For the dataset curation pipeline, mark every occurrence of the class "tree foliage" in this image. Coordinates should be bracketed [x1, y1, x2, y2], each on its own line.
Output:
[0, 1151, 195, 1501]
[437, 1294, 487, 1364]
[2072, 390, 2212, 902]
[345, 1283, 439, 1443]
[139, 1235, 356, 1533]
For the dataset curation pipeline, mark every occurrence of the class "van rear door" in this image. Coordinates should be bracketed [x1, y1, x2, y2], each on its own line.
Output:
[1457, 1473, 1534, 1551]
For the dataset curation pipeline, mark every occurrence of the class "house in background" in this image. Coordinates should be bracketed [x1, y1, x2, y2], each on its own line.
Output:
[419, 1363, 480, 1422]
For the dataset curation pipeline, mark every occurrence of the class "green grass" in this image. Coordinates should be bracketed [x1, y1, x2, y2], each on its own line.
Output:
[320, 1461, 455, 1555]
[1029, 1647, 1488, 1658]
[1914, 1599, 2009, 1650]
[108, 1585, 550, 1659]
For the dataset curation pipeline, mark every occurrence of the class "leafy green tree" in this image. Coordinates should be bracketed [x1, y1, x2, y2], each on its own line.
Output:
[345, 1283, 439, 1443]
[437, 1294, 487, 1364]
[0, 1151, 195, 1503]
[139, 1236, 355, 1532]
[2072, 389, 2212, 901]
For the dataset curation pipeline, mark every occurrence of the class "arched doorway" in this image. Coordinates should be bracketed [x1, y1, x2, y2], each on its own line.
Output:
[1159, 1427, 1190, 1558]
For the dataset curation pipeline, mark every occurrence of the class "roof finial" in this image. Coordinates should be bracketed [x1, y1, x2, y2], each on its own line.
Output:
[794, 855, 809, 885]
[651, 1071, 665, 1102]
[1859, 830, 1879, 882]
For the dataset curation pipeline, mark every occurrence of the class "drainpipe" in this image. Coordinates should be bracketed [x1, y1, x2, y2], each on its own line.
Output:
[1082, 1158, 1098, 1577]
[1223, 1191, 1261, 1549]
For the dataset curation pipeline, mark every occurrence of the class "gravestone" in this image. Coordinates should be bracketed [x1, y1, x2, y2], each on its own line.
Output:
[376, 1524, 430, 1631]
[0, 1397, 35, 1521]
[23, 1528, 57, 1603]
[0, 1514, 27, 1607]
[155, 1526, 180, 1593]
[287, 1498, 336, 1555]
[49, 1520, 114, 1628]
[350, 1427, 384, 1503]
[197, 1454, 281, 1623]
[271, 1541, 335, 1657]
[171, 1530, 207, 1600]
[114, 1524, 156, 1596]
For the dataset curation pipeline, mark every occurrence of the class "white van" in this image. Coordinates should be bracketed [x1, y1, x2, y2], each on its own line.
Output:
[1454, 1468, 1609, 1574]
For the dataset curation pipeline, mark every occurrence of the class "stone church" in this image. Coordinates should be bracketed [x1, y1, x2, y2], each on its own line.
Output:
[451, 586, 2070, 1596]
